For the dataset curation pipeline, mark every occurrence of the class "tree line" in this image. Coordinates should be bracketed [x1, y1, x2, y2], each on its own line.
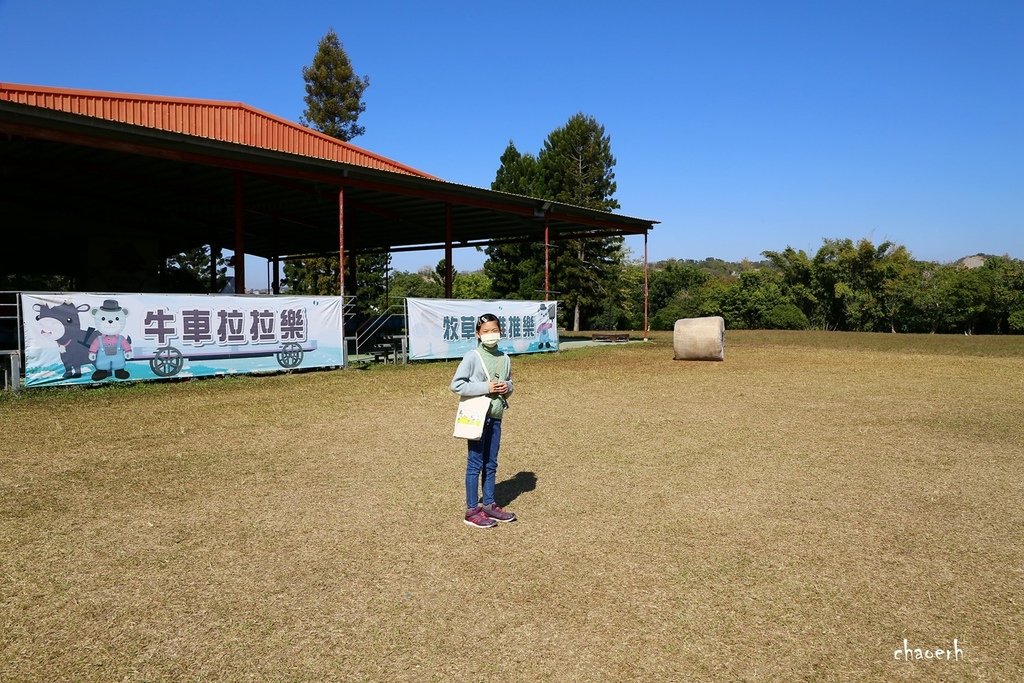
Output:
[639, 244, 1024, 334]
[371, 242, 1024, 335]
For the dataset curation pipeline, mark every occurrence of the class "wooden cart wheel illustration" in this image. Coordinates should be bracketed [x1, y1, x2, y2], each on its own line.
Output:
[150, 346, 185, 377]
[276, 342, 303, 368]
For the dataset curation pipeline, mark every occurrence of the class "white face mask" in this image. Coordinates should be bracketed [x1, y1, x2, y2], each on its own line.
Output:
[480, 332, 501, 347]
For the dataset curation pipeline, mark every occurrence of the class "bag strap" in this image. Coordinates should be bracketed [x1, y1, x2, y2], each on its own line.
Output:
[474, 349, 485, 379]
[474, 348, 510, 381]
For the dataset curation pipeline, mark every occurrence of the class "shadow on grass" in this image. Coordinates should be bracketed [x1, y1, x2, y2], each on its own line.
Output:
[494, 471, 537, 507]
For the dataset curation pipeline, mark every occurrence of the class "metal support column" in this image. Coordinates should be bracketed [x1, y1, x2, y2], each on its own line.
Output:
[271, 219, 280, 295]
[338, 187, 347, 364]
[444, 204, 453, 298]
[544, 219, 550, 302]
[644, 231, 650, 341]
[338, 187, 345, 300]
[233, 172, 245, 294]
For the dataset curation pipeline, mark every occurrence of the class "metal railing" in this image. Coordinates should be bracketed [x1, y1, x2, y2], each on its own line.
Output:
[343, 294, 357, 317]
[353, 303, 407, 361]
[0, 291, 23, 392]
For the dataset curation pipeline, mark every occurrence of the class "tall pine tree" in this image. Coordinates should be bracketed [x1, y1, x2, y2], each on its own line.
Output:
[299, 28, 369, 141]
[485, 114, 623, 330]
[539, 113, 622, 331]
[286, 28, 390, 307]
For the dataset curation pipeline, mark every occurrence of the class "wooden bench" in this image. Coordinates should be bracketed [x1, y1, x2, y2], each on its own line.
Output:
[591, 332, 630, 343]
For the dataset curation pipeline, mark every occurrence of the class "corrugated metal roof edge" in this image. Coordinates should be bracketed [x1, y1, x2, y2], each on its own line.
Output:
[0, 81, 438, 180]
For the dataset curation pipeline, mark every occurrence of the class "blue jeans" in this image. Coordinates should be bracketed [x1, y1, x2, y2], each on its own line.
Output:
[466, 417, 501, 508]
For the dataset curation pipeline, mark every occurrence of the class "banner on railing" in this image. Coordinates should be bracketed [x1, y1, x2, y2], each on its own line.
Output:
[20, 292, 343, 388]
[406, 298, 558, 361]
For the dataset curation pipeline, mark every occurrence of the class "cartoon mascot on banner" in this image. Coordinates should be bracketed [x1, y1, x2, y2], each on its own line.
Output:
[33, 301, 99, 379]
[537, 303, 557, 350]
[87, 299, 133, 381]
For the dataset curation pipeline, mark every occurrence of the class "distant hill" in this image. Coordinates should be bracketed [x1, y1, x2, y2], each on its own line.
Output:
[954, 254, 995, 269]
[648, 257, 770, 278]
[648, 253, 1006, 275]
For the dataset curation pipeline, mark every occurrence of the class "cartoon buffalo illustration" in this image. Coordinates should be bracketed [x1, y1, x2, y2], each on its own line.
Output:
[33, 301, 99, 379]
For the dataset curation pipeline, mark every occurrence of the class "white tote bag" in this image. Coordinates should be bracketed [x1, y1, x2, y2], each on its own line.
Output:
[453, 394, 491, 440]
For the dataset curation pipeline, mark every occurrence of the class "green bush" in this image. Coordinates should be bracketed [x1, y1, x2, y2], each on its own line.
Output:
[764, 302, 810, 330]
[650, 291, 706, 330]
[1008, 308, 1024, 333]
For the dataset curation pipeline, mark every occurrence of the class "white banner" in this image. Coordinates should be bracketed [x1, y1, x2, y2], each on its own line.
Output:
[21, 292, 343, 387]
[407, 298, 558, 360]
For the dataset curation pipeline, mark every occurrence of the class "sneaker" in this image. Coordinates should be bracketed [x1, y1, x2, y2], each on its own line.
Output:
[464, 505, 497, 529]
[482, 503, 517, 523]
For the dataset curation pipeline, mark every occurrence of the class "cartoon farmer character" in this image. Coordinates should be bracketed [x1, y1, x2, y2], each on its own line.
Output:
[87, 299, 133, 381]
[536, 303, 557, 349]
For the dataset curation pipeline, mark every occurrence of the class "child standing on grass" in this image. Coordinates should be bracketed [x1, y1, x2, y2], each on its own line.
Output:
[450, 313, 518, 528]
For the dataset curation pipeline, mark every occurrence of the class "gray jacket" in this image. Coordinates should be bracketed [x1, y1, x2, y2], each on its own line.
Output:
[450, 348, 514, 399]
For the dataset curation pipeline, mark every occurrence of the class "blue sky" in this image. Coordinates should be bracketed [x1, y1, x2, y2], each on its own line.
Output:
[2, 0, 1021, 288]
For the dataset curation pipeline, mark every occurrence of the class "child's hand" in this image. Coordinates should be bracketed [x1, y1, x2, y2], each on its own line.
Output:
[489, 381, 508, 395]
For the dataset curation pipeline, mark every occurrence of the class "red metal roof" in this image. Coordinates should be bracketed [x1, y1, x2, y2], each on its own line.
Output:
[0, 82, 436, 178]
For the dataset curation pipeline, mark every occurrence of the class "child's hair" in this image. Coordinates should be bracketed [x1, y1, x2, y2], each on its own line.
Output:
[476, 313, 501, 332]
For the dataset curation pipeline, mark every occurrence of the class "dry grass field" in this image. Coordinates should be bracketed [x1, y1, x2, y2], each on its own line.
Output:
[1, 330, 1022, 682]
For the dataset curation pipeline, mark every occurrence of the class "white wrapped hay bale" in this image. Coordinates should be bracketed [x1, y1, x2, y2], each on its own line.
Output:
[673, 316, 726, 361]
